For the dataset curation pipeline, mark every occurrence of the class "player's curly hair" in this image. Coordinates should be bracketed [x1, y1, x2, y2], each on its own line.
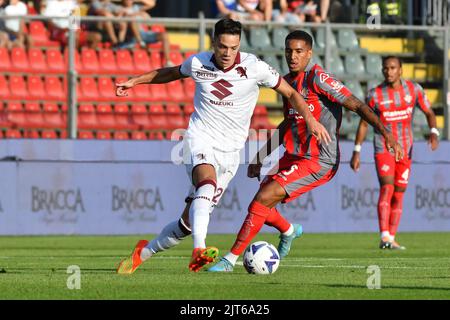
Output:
[214, 18, 242, 40]
[285, 30, 313, 48]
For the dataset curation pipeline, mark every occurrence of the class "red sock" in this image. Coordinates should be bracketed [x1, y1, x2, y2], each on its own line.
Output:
[389, 191, 404, 236]
[230, 201, 271, 256]
[378, 184, 394, 233]
[265, 208, 291, 233]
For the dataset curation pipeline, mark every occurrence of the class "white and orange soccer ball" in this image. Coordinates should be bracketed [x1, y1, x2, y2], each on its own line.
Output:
[243, 241, 280, 275]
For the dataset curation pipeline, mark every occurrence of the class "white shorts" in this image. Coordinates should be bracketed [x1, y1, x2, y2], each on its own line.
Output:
[183, 138, 240, 212]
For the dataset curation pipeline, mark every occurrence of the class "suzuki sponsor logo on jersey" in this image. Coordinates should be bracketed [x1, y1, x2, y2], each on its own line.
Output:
[31, 186, 85, 224]
[195, 70, 217, 80]
[212, 187, 242, 222]
[415, 185, 450, 220]
[236, 66, 248, 79]
[341, 185, 378, 220]
[209, 99, 234, 107]
[211, 79, 233, 100]
[112, 186, 163, 223]
[277, 192, 316, 221]
[319, 72, 330, 83]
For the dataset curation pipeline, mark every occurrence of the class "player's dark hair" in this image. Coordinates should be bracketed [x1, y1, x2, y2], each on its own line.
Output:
[285, 30, 313, 48]
[213, 18, 242, 39]
[382, 55, 402, 67]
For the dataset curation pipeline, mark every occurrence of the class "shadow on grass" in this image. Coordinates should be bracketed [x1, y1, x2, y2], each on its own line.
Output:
[326, 284, 450, 291]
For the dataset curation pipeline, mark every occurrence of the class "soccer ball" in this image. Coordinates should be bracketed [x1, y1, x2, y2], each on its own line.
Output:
[243, 241, 280, 275]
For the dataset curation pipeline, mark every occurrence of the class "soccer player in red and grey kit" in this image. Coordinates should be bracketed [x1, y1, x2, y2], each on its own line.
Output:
[208, 31, 404, 272]
[350, 56, 439, 250]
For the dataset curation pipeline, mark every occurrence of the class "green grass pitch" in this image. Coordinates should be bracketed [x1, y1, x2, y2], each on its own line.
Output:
[0, 232, 449, 300]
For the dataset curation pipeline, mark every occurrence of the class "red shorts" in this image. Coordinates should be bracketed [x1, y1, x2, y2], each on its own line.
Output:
[263, 155, 338, 203]
[49, 28, 88, 46]
[375, 152, 412, 188]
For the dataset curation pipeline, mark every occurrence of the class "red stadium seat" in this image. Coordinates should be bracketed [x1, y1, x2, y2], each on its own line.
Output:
[183, 103, 194, 127]
[24, 102, 44, 128]
[149, 83, 167, 102]
[0, 102, 12, 128]
[149, 104, 168, 130]
[251, 105, 274, 129]
[97, 77, 117, 101]
[78, 130, 94, 139]
[28, 75, 46, 100]
[43, 103, 65, 128]
[78, 103, 98, 129]
[166, 51, 183, 66]
[5, 129, 23, 139]
[184, 51, 197, 59]
[45, 76, 65, 101]
[133, 49, 152, 73]
[0, 47, 11, 72]
[114, 104, 137, 130]
[98, 49, 117, 74]
[115, 49, 134, 74]
[113, 131, 129, 140]
[41, 129, 58, 139]
[46, 48, 65, 74]
[96, 131, 112, 139]
[132, 82, 152, 101]
[80, 48, 99, 74]
[151, 24, 166, 33]
[131, 131, 147, 140]
[96, 103, 116, 129]
[166, 103, 185, 130]
[183, 78, 195, 100]
[6, 102, 25, 127]
[29, 21, 58, 47]
[28, 48, 47, 73]
[10, 47, 29, 72]
[79, 77, 99, 102]
[131, 104, 151, 129]
[149, 51, 162, 69]
[0, 75, 10, 99]
[166, 81, 185, 102]
[9, 75, 28, 100]
[149, 131, 164, 140]
[24, 130, 40, 139]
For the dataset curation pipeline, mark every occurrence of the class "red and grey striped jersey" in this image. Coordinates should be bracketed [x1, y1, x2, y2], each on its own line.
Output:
[282, 64, 352, 165]
[367, 79, 431, 157]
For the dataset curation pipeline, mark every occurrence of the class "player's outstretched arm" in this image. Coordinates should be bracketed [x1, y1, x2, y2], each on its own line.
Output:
[350, 119, 368, 172]
[343, 95, 403, 161]
[115, 65, 185, 97]
[275, 78, 331, 145]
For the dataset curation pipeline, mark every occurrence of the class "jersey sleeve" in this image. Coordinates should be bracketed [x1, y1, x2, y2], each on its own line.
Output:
[255, 59, 281, 89]
[310, 67, 352, 104]
[179, 55, 195, 77]
[365, 88, 377, 110]
[414, 82, 431, 112]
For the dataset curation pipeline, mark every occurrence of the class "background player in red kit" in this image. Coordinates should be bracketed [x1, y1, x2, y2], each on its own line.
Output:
[350, 56, 439, 250]
[208, 31, 404, 272]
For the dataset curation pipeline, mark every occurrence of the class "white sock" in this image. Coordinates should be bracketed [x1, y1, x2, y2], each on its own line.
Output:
[381, 231, 390, 240]
[282, 224, 294, 236]
[190, 182, 215, 249]
[224, 252, 239, 266]
[140, 219, 191, 261]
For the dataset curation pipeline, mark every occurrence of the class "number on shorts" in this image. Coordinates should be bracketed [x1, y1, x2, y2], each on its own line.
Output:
[401, 169, 410, 182]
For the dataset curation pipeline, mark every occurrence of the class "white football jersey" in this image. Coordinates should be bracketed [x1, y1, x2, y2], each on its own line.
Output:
[180, 51, 281, 152]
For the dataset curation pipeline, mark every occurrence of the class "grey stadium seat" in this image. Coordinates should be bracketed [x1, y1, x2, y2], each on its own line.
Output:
[272, 27, 290, 50]
[315, 28, 337, 50]
[328, 52, 345, 77]
[337, 29, 359, 50]
[240, 30, 251, 51]
[250, 27, 272, 50]
[365, 54, 382, 77]
[344, 53, 365, 76]
[263, 54, 282, 73]
[345, 79, 364, 101]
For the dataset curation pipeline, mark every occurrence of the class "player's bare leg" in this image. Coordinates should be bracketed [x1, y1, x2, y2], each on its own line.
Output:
[377, 176, 395, 249]
[389, 185, 406, 250]
[188, 164, 219, 272]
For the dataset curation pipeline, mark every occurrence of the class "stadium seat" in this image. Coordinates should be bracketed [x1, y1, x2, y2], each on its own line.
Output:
[133, 49, 152, 73]
[131, 104, 152, 129]
[0, 102, 11, 128]
[10, 47, 29, 72]
[80, 48, 100, 74]
[113, 131, 129, 140]
[0, 47, 11, 72]
[96, 103, 116, 129]
[166, 51, 183, 66]
[413, 109, 429, 139]
[249, 28, 271, 50]
[365, 54, 382, 77]
[183, 50, 197, 59]
[132, 82, 152, 101]
[78, 130, 94, 139]
[367, 79, 381, 90]
[151, 24, 166, 33]
[5, 129, 23, 139]
[183, 78, 195, 100]
[311, 55, 323, 67]
[115, 49, 134, 74]
[251, 105, 273, 130]
[150, 83, 168, 102]
[9, 75, 28, 100]
[24, 130, 40, 139]
[78, 103, 98, 129]
[114, 104, 138, 130]
[150, 51, 162, 69]
[0, 75, 10, 99]
[131, 131, 147, 140]
[166, 103, 185, 129]
[328, 53, 345, 77]
[46, 48, 65, 74]
[344, 53, 365, 76]
[96, 131, 112, 140]
[64, 48, 81, 72]
[45, 76, 65, 101]
[337, 29, 359, 50]
[28, 48, 47, 73]
[24, 102, 44, 128]
[315, 29, 337, 49]
[28, 75, 46, 100]
[149, 104, 169, 130]
[272, 27, 289, 50]
[263, 54, 282, 73]
[166, 81, 185, 102]
[149, 131, 164, 140]
[29, 21, 58, 47]
[41, 129, 58, 139]
[79, 77, 99, 102]
[98, 77, 117, 101]
[98, 49, 117, 74]
[43, 102, 65, 128]
[6, 102, 26, 127]
[345, 80, 364, 101]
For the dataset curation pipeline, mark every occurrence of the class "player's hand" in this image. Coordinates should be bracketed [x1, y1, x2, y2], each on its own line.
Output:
[428, 133, 439, 151]
[385, 134, 403, 161]
[306, 119, 331, 145]
[115, 79, 135, 97]
[350, 152, 360, 172]
[248, 163, 262, 181]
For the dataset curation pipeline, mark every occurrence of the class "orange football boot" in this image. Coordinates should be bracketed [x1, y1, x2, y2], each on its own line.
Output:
[117, 240, 149, 275]
[188, 247, 219, 272]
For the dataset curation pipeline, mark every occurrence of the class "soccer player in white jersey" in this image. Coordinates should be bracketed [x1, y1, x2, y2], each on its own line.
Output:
[115, 18, 330, 274]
